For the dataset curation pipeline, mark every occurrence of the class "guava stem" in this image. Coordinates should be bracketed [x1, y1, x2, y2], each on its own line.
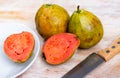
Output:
[46, 4, 52, 7]
[77, 5, 81, 13]
[77, 5, 80, 11]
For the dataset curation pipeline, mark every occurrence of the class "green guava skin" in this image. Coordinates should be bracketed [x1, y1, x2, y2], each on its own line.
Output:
[68, 7, 104, 49]
[35, 4, 70, 40]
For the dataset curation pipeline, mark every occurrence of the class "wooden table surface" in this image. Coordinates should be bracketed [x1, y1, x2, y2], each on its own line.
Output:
[0, 0, 120, 78]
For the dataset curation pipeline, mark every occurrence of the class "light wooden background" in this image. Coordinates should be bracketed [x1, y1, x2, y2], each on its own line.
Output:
[0, 0, 120, 78]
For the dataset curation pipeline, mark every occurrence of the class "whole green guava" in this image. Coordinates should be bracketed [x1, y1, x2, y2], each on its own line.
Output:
[35, 4, 70, 40]
[68, 6, 104, 49]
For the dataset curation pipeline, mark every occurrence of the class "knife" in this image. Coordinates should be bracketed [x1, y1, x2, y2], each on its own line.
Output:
[62, 37, 120, 78]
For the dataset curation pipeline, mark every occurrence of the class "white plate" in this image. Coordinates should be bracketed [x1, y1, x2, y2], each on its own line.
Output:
[0, 22, 41, 78]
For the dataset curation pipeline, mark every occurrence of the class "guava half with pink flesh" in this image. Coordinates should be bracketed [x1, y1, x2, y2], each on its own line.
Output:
[42, 33, 80, 65]
[4, 31, 35, 63]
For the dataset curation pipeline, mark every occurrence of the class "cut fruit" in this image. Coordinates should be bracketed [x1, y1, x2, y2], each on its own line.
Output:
[42, 33, 80, 65]
[4, 31, 35, 63]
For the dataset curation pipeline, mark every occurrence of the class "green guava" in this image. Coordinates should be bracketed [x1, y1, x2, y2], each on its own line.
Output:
[35, 4, 70, 40]
[68, 6, 104, 49]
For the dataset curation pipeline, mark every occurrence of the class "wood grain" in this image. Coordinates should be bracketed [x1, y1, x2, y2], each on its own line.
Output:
[98, 37, 120, 61]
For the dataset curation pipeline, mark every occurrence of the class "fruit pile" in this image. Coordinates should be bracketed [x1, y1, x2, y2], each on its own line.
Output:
[35, 4, 104, 65]
[3, 4, 104, 64]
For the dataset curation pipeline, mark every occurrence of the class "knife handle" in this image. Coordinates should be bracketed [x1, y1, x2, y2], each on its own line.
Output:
[98, 37, 120, 61]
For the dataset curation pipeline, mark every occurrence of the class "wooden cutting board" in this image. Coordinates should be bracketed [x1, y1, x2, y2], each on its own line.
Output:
[0, 0, 120, 78]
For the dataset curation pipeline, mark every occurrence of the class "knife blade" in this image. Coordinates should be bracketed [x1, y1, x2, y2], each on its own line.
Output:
[62, 37, 120, 78]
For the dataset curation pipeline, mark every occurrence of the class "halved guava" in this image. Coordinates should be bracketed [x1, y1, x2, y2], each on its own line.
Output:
[4, 31, 35, 63]
[42, 33, 80, 65]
